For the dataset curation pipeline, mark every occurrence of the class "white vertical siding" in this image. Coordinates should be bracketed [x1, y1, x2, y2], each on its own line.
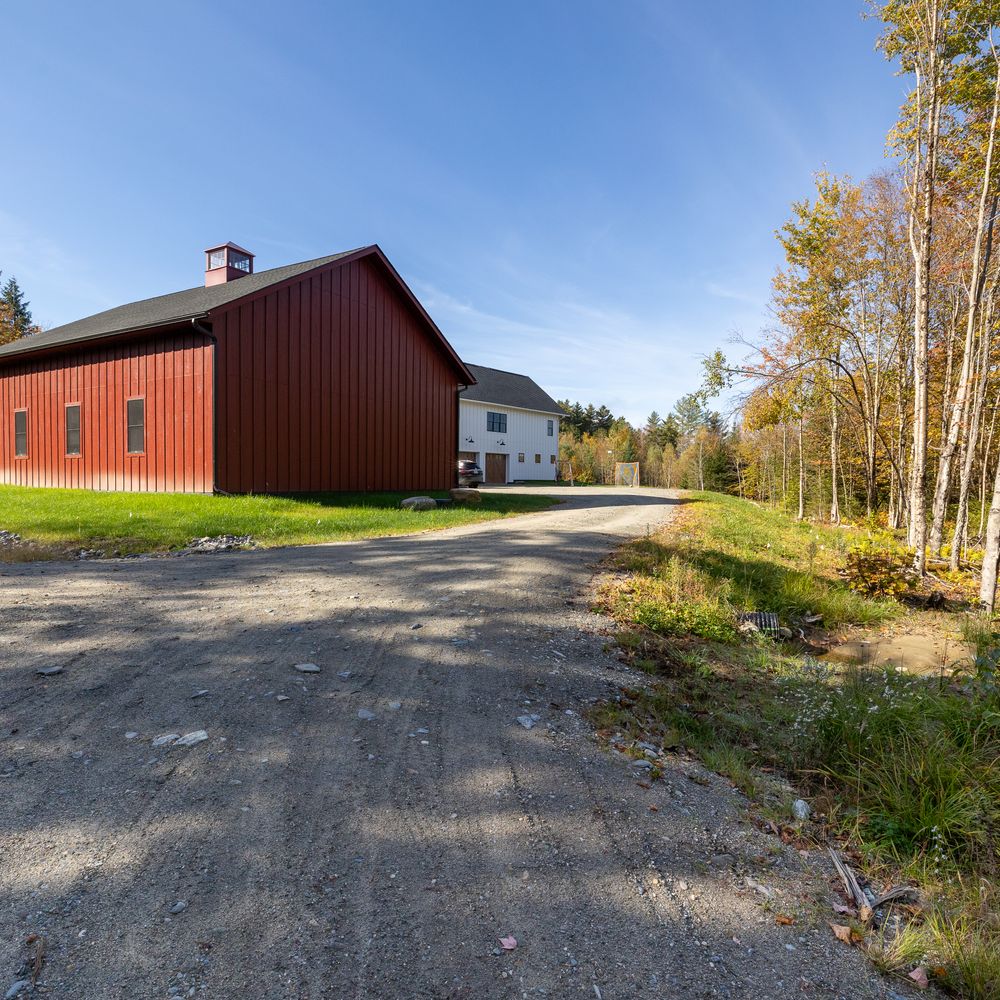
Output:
[458, 400, 560, 482]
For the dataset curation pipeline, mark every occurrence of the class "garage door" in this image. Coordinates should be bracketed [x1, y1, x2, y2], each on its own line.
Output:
[485, 453, 507, 484]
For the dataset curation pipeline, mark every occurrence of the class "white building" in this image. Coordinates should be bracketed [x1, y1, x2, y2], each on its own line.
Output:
[459, 364, 562, 483]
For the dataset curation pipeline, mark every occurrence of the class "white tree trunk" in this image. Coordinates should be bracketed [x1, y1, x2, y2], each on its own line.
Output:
[930, 55, 1000, 553]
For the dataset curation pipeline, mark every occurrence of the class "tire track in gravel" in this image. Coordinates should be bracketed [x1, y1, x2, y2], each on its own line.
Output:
[1, 488, 900, 999]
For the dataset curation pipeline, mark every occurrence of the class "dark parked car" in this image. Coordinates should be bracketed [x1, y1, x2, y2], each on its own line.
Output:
[457, 459, 484, 486]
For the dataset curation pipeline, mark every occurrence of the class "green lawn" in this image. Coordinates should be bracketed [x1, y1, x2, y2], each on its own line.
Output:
[0, 485, 557, 559]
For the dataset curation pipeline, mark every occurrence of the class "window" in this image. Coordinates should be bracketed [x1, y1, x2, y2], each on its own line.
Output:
[534, 453, 541, 464]
[550, 454, 556, 464]
[518, 452, 525, 463]
[547, 419, 554, 437]
[14, 409, 27, 457]
[229, 252, 251, 273]
[65, 404, 81, 456]
[208, 249, 226, 270]
[487, 411, 507, 433]
[127, 398, 145, 454]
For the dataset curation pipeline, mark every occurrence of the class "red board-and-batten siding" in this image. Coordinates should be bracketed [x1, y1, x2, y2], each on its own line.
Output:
[0, 252, 461, 494]
[0, 332, 213, 492]
[211, 255, 458, 493]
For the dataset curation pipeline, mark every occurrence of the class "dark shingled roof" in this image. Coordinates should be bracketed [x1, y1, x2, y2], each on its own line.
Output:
[461, 364, 563, 416]
[0, 249, 363, 360]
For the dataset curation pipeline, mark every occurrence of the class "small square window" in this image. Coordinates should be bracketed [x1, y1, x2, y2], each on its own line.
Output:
[550, 454, 556, 464]
[487, 411, 507, 433]
[547, 419, 554, 436]
[517, 452, 525, 463]
[14, 409, 27, 457]
[127, 398, 145, 454]
[66, 404, 81, 456]
[534, 453, 541, 464]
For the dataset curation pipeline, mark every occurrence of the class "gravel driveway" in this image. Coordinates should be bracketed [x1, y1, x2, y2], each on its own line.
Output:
[1, 487, 897, 999]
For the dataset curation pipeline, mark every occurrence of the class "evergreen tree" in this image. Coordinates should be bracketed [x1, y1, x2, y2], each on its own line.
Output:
[0, 273, 37, 342]
[594, 405, 614, 432]
[672, 392, 713, 438]
[660, 414, 680, 449]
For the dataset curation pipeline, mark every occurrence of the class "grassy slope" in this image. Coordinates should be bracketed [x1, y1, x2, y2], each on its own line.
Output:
[0, 485, 556, 558]
[594, 491, 1000, 998]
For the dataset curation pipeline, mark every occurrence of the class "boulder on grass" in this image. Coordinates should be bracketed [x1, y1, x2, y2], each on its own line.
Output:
[449, 488, 482, 505]
[400, 496, 438, 512]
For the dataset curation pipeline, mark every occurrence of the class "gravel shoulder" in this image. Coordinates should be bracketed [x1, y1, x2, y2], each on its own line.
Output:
[0, 487, 900, 999]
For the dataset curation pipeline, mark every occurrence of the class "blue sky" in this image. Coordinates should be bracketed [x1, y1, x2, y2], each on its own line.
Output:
[4, 1, 904, 423]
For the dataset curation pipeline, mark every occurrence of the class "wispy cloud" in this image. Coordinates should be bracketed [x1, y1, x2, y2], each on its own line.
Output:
[705, 281, 764, 307]
[0, 211, 116, 328]
[413, 279, 714, 423]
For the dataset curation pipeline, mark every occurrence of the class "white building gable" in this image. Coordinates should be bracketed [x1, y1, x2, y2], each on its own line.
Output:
[458, 365, 562, 484]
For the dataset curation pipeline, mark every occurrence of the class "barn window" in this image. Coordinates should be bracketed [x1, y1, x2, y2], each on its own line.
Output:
[547, 420, 554, 436]
[66, 404, 81, 456]
[487, 411, 506, 433]
[518, 452, 525, 463]
[550, 454, 556, 464]
[127, 398, 145, 454]
[208, 249, 227, 270]
[534, 453, 541, 464]
[14, 409, 27, 457]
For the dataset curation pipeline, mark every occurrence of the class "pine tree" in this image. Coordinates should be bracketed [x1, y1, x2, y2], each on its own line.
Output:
[594, 405, 614, 432]
[0, 273, 38, 342]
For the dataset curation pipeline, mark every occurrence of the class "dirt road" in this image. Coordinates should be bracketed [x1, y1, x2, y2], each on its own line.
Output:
[1, 488, 896, 999]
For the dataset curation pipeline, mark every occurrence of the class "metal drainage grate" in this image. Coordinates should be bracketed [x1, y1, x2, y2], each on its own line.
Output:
[738, 611, 780, 638]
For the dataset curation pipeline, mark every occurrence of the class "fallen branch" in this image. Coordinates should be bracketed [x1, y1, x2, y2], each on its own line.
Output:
[829, 849, 919, 921]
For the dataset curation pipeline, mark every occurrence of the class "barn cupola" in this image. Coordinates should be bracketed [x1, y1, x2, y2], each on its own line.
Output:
[204, 242, 255, 286]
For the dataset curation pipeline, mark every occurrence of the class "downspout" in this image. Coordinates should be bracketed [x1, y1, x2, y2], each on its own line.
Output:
[455, 385, 467, 488]
[191, 319, 219, 494]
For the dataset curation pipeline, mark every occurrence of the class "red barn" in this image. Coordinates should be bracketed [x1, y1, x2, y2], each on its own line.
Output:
[0, 244, 474, 493]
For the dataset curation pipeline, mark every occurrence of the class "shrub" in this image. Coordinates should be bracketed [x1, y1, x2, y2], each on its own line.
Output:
[844, 538, 914, 600]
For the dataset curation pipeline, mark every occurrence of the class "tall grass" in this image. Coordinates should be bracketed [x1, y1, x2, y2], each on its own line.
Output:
[596, 492, 1000, 996]
[602, 492, 895, 641]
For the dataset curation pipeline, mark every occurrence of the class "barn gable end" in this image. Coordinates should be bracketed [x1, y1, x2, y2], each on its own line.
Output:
[212, 253, 461, 493]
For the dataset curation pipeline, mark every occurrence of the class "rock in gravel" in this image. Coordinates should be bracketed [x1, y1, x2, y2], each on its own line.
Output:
[295, 663, 321, 673]
[191, 689, 208, 699]
[791, 798, 811, 821]
[185, 534, 254, 553]
[399, 496, 438, 512]
[36, 665, 64, 676]
[337, 670, 352, 679]
[516, 714, 540, 730]
[410, 623, 423, 630]
[276, 695, 290, 702]
[175, 730, 208, 747]
[125, 731, 139, 740]
[710, 854, 736, 869]
[5, 981, 29, 999]
[170, 900, 188, 914]
[357, 708, 377, 721]
[152, 733, 180, 747]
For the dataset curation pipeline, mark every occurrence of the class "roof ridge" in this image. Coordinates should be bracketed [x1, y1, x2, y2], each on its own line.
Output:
[467, 363, 535, 379]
